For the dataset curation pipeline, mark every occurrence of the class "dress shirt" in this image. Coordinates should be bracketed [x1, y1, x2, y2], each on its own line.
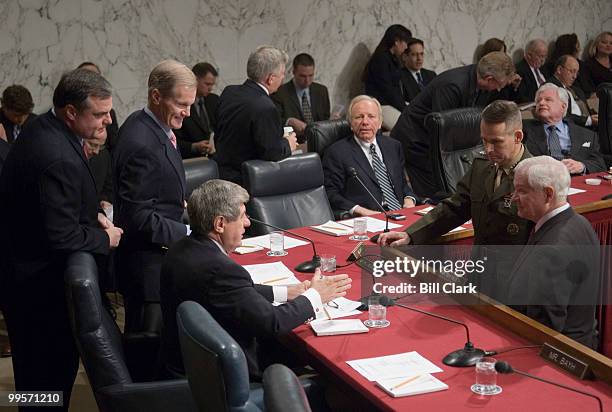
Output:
[293, 81, 311, 109]
[256, 82, 270, 95]
[531, 66, 546, 87]
[534, 203, 570, 233]
[565, 86, 593, 127]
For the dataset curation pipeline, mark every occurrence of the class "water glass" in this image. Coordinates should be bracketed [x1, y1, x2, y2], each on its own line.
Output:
[266, 231, 288, 256]
[471, 357, 502, 395]
[320, 254, 336, 274]
[363, 295, 390, 328]
[350, 217, 369, 241]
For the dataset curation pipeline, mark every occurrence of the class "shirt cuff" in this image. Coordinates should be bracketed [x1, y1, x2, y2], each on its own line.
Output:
[404, 196, 417, 205]
[272, 286, 288, 303]
[586, 116, 593, 127]
[302, 288, 324, 318]
[350, 205, 359, 216]
[186, 225, 191, 235]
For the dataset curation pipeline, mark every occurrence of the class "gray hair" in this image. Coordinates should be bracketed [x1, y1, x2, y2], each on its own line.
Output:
[514, 156, 570, 202]
[347, 95, 383, 121]
[477, 51, 515, 82]
[536, 83, 569, 106]
[187, 179, 250, 235]
[148, 59, 196, 97]
[246, 46, 289, 83]
[481, 100, 522, 133]
[525, 38, 547, 54]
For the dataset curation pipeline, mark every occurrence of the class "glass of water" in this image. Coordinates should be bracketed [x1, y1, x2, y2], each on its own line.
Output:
[471, 357, 502, 395]
[363, 295, 390, 328]
[320, 254, 336, 274]
[267, 231, 288, 256]
[350, 217, 369, 241]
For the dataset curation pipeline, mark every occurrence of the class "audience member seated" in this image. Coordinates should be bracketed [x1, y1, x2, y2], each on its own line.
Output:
[475, 37, 507, 62]
[583, 31, 612, 93]
[271, 53, 330, 140]
[543, 34, 593, 96]
[175, 62, 219, 159]
[159, 179, 351, 380]
[548, 55, 597, 128]
[509, 156, 600, 349]
[515, 39, 549, 103]
[363, 24, 412, 130]
[77, 62, 120, 150]
[214, 46, 297, 185]
[391, 51, 515, 198]
[399, 38, 437, 104]
[524, 83, 606, 175]
[323, 95, 416, 216]
[0, 85, 36, 144]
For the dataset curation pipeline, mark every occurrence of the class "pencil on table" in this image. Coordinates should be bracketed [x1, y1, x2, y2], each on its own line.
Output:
[261, 276, 288, 285]
[390, 375, 421, 391]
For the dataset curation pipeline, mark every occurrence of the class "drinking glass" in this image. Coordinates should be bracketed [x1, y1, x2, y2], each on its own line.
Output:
[266, 231, 288, 256]
[320, 254, 336, 274]
[363, 295, 390, 328]
[350, 217, 369, 241]
[471, 357, 502, 395]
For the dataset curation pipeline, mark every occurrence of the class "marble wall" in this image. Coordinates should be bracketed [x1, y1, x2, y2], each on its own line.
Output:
[1, 0, 611, 122]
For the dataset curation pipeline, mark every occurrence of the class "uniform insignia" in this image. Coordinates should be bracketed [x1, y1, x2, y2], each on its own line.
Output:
[503, 194, 513, 208]
[507, 223, 519, 234]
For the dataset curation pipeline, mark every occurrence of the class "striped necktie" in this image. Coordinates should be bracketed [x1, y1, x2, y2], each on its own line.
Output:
[416, 71, 424, 88]
[301, 90, 314, 123]
[547, 125, 563, 160]
[369, 143, 402, 210]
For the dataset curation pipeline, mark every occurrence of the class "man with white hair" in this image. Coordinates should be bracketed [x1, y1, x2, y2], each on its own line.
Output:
[515, 38, 549, 102]
[523, 83, 605, 174]
[508, 156, 599, 348]
[214, 45, 298, 185]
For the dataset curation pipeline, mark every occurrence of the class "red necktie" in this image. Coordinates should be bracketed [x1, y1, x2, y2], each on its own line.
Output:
[169, 131, 177, 149]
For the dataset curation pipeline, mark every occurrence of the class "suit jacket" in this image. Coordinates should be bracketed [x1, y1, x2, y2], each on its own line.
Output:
[0, 139, 9, 173]
[214, 80, 291, 185]
[508, 207, 600, 349]
[160, 234, 315, 379]
[174, 93, 220, 159]
[364, 50, 406, 111]
[399, 68, 436, 103]
[271, 80, 330, 125]
[548, 76, 592, 127]
[323, 134, 416, 213]
[105, 108, 119, 151]
[90, 148, 113, 203]
[0, 110, 36, 144]
[0, 110, 109, 291]
[523, 119, 606, 173]
[515, 59, 544, 103]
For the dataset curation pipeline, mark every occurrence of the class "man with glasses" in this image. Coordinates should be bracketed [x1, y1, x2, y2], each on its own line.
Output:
[515, 39, 549, 103]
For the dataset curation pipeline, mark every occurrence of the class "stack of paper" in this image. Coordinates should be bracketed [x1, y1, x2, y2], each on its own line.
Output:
[339, 217, 402, 233]
[310, 319, 368, 336]
[234, 244, 265, 254]
[241, 234, 309, 250]
[415, 206, 435, 216]
[317, 297, 362, 320]
[376, 374, 448, 397]
[310, 220, 353, 236]
[242, 262, 301, 285]
[568, 187, 586, 195]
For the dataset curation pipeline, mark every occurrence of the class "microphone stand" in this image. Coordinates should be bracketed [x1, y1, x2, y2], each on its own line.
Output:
[247, 216, 320, 273]
[347, 167, 390, 243]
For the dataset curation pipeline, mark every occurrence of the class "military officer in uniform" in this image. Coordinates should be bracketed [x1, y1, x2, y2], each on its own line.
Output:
[378, 100, 534, 300]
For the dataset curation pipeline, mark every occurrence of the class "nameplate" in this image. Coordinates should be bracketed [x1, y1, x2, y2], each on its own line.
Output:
[346, 242, 375, 273]
[539, 343, 590, 379]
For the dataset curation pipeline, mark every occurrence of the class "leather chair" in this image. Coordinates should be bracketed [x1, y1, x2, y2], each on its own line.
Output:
[176, 301, 264, 412]
[597, 82, 612, 167]
[425, 108, 484, 197]
[263, 364, 311, 412]
[305, 119, 351, 157]
[183, 157, 219, 197]
[64, 252, 196, 412]
[242, 153, 334, 235]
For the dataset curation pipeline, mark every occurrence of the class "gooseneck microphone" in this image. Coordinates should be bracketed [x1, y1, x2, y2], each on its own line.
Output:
[380, 296, 486, 367]
[347, 167, 390, 243]
[495, 361, 603, 412]
[247, 216, 320, 273]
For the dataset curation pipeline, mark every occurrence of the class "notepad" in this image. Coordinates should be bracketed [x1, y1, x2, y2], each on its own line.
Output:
[310, 220, 353, 236]
[339, 217, 402, 232]
[376, 374, 448, 397]
[241, 234, 309, 250]
[234, 244, 265, 254]
[310, 319, 369, 336]
[346, 351, 443, 381]
[242, 262, 301, 285]
[568, 187, 586, 195]
[415, 206, 435, 215]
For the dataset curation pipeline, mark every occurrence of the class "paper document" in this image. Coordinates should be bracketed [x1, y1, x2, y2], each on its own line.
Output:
[310, 220, 353, 236]
[376, 374, 448, 397]
[242, 262, 301, 286]
[346, 351, 443, 382]
[568, 187, 586, 195]
[415, 206, 434, 215]
[240, 234, 309, 250]
[447, 226, 466, 234]
[310, 319, 369, 336]
[340, 217, 402, 233]
[317, 297, 362, 320]
[234, 244, 265, 254]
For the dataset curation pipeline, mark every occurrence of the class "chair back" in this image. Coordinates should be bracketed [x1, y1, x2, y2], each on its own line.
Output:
[263, 364, 312, 412]
[176, 301, 261, 412]
[305, 119, 351, 157]
[183, 157, 219, 197]
[425, 108, 483, 195]
[242, 153, 334, 235]
[597, 83, 612, 167]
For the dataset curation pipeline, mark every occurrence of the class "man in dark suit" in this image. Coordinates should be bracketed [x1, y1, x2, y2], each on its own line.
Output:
[399, 38, 436, 104]
[271, 53, 330, 139]
[174, 62, 220, 158]
[391, 51, 516, 198]
[0, 69, 123, 411]
[214, 46, 297, 185]
[0, 85, 36, 144]
[509, 156, 599, 348]
[548, 55, 598, 128]
[323, 95, 417, 216]
[515, 39, 549, 103]
[160, 179, 351, 380]
[113, 60, 195, 333]
[524, 83, 605, 174]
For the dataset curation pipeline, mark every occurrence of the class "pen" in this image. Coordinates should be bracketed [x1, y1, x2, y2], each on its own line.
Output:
[261, 276, 289, 285]
[323, 306, 332, 320]
[390, 375, 421, 391]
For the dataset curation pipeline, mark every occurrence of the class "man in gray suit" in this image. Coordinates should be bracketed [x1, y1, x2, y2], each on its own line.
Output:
[509, 156, 600, 348]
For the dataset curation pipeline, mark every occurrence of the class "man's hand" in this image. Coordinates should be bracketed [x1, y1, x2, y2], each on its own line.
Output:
[403, 198, 416, 208]
[353, 206, 379, 216]
[561, 158, 585, 174]
[509, 73, 522, 90]
[285, 131, 298, 151]
[287, 280, 311, 300]
[105, 226, 123, 248]
[192, 140, 213, 156]
[0, 124, 6, 142]
[98, 212, 113, 229]
[591, 114, 598, 126]
[310, 270, 352, 304]
[287, 118, 307, 135]
[377, 231, 411, 247]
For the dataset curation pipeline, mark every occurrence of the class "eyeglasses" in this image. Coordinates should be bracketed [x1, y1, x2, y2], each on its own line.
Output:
[561, 66, 579, 75]
[326, 301, 339, 309]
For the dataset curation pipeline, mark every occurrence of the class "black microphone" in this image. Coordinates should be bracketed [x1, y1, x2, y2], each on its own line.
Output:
[380, 296, 486, 367]
[347, 167, 390, 243]
[247, 216, 320, 273]
[495, 361, 603, 412]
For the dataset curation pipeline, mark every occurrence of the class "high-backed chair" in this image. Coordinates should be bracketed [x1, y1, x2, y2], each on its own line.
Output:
[183, 157, 219, 197]
[305, 119, 351, 157]
[263, 364, 312, 412]
[242, 153, 334, 235]
[425, 108, 483, 197]
[64, 252, 196, 412]
[596, 82, 612, 167]
[176, 301, 264, 412]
